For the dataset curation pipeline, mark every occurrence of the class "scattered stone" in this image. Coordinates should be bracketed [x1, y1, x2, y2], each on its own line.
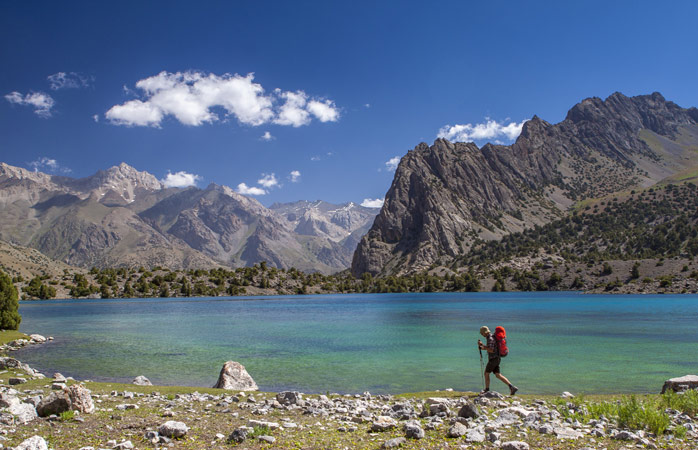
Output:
[228, 427, 249, 444]
[0, 357, 22, 370]
[248, 419, 280, 429]
[661, 375, 698, 393]
[372, 416, 398, 432]
[14, 435, 49, 450]
[0, 392, 20, 408]
[112, 440, 134, 450]
[9, 403, 37, 424]
[537, 423, 554, 434]
[502, 441, 530, 450]
[447, 422, 468, 438]
[457, 401, 480, 419]
[423, 397, 450, 416]
[213, 361, 258, 391]
[404, 420, 425, 439]
[466, 428, 486, 443]
[66, 384, 95, 414]
[132, 375, 152, 386]
[158, 420, 189, 438]
[561, 391, 575, 398]
[51, 383, 66, 390]
[554, 426, 583, 439]
[382, 437, 406, 448]
[29, 334, 47, 343]
[612, 430, 639, 441]
[277, 391, 303, 405]
[9, 377, 27, 385]
[36, 390, 71, 417]
[257, 435, 275, 443]
[53, 373, 67, 383]
[494, 410, 520, 426]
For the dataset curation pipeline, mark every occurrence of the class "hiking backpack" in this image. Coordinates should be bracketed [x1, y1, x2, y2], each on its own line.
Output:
[494, 326, 508, 357]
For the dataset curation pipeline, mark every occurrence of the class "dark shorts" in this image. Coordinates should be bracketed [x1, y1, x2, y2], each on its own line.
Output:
[485, 356, 501, 374]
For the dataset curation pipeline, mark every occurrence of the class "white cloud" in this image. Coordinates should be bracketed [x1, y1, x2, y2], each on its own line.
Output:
[261, 131, 273, 141]
[361, 198, 384, 208]
[47, 72, 92, 90]
[105, 99, 163, 127]
[310, 155, 321, 161]
[236, 182, 267, 196]
[93, 114, 100, 123]
[274, 90, 310, 127]
[437, 118, 527, 143]
[385, 156, 400, 172]
[161, 171, 202, 188]
[257, 173, 278, 188]
[307, 99, 339, 122]
[5, 91, 55, 118]
[289, 170, 301, 182]
[28, 157, 70, 174]
[106, 71, 339, 129]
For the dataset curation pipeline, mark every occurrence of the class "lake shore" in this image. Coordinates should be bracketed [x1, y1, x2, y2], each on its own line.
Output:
[1, 331, 698, 449]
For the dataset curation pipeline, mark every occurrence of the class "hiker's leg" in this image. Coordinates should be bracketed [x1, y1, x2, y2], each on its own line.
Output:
[495, 373, 511, 386]
[484, 371, 490, 390]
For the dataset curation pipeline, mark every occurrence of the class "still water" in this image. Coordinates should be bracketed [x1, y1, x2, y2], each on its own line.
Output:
[15, 292, 698, 394]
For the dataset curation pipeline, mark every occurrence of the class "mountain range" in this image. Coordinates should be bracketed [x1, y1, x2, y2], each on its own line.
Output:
[0, 162, 378, 274]
[2, 91, 697, 280]
[352, 92, 698, 276]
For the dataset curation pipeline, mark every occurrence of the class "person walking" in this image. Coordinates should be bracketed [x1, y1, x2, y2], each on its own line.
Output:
[478, 325, 518, 395]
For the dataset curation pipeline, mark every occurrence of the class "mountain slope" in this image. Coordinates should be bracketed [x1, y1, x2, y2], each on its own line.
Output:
[352, 92, 698, 276]
[0, 163, 368, 273]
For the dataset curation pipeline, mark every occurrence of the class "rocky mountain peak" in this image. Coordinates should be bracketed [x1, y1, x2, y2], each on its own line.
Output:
[0, 162, 55, 185]
[352, 92, 698, 277]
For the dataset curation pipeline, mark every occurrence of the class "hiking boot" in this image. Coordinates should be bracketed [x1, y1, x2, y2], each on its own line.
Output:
[509, 385, 518, 396]
[479, 388, 489, 395]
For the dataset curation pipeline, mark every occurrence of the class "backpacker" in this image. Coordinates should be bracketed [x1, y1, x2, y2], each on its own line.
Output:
[494, 326, 508, 357]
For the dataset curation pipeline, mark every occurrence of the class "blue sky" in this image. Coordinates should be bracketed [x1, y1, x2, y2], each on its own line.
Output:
[2, 1, 697, 207]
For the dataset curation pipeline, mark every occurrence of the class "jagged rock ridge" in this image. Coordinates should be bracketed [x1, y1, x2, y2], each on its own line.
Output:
[352, 92, 698, 276]
[0, 163, 375, 274]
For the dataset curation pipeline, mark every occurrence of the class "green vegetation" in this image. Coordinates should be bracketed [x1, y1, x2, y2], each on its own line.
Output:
[0, 329, 30, 345]
[462, 183, 698, 266]
[0, 270, 21, 329]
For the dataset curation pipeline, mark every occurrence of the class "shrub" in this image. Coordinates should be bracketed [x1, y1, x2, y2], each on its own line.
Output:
[0, 271, 21, 330]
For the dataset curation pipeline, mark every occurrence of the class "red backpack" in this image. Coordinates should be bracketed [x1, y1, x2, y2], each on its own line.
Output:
[494, 326, 509, 357]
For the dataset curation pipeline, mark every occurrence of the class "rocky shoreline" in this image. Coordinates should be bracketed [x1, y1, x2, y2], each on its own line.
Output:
[1, 335, 697, 449]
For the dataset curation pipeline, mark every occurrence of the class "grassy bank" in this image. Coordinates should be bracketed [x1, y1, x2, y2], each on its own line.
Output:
[2, 364, 696, 449]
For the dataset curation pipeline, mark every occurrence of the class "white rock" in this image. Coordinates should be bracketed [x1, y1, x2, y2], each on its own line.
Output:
[502, 441, 530, 450]
[132, 375, 152, 386]
[14, 435, 49, 450]
[9, 402, 37, 424]
[159, 420, 189, 438]
[213, 361, 257, 391]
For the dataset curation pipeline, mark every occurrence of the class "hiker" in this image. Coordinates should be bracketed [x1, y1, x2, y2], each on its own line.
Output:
[478, 325, 518, 395]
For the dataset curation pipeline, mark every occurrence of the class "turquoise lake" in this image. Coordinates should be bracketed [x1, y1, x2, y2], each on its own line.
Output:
[14, 292, 698, 395]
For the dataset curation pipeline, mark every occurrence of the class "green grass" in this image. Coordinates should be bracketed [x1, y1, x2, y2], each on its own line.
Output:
[59, 410, 75, 421]
[662, 389, 698, 416]
[0, 330, 30, 345]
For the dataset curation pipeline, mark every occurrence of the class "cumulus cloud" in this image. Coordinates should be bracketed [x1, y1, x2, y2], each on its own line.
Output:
[257, 173, 279, 189]
[274, 90, 310, 127]
[5, 91, 55, 118]
[385, 156, 400, 172]
[106, 71, 340, 129]
[237, 182, 267, 196]
[437, 118, 527, 143]
[289, 170, 301, 182]
[261, 131, 273, 141]
[47, 72, 93, 90]
[161, 170, 202, 188]
[28, 157, 70, 174]
[361, 198, 384, 208]
[307, 99, 340, 122]
[93, 114, 100, 123]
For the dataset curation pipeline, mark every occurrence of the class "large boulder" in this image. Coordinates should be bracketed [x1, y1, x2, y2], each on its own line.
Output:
[213, 361, 257, 391]
[661, 375, 698, 393]
[66, 384, 95, 414]
[458, 401, 480, 419]
[132, 375, 152, 386]
[36, 391, 71, 417]
[0, 357, 22, 370]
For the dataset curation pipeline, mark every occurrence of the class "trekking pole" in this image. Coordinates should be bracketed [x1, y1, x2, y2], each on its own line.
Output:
[478, 345, 485, 391]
